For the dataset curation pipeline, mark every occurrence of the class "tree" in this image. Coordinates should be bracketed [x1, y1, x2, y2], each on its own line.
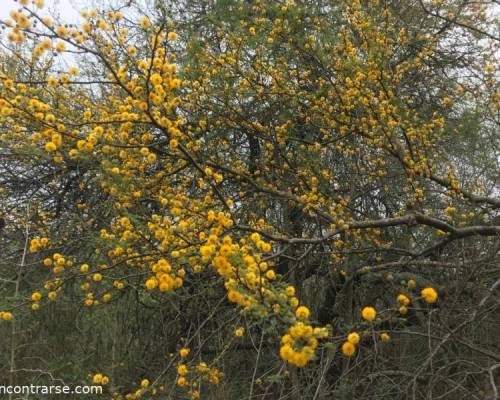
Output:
[0, 0, 499, 398]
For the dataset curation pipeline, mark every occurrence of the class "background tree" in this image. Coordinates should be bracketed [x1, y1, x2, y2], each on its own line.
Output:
[0, 0, 499, 399]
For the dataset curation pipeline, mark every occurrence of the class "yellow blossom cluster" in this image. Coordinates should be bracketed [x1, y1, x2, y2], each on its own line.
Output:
[91, 373, 110, 385]
[144, 258, 183, 292]
[279, 323, 328, 367]
[1, 0, 482, 390]
[29, 237, 50, 252]
[174, 360, 223, 390]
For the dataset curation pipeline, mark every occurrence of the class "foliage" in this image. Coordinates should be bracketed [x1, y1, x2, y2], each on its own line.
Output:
[0, 0, 499, 398]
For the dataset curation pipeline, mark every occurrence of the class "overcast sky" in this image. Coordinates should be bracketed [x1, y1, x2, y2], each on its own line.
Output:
[0, 0, 82, 23]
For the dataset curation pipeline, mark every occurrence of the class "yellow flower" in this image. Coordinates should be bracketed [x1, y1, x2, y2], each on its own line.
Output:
[92, 373, 103, 384]
[140, 379, 149, 388]
[55, 41, 66, 53]
[397, 294, 410, 306]
[92, 273, 103, 282]
[170, 138, 179, 149]
[361, 306, 376, 321]
[114, 281, 125, 290]
[342, 341, 356, 357]
[234, 327, 245, 337]
[177, 364, 188, 375]
[139, 17, 150, 29]
[421, 287, 438, 303]
[177, 377, 187, 386]
[265, 269, 276, 280]
[1, 311, 13, 321]
[150, 73, 162, 86]
[260, 241, 272, 252]
[45, 142, 57, 152]
[179, 348, 190, 358]
[145, 278, 158, 290]
[295, 306, 310, 320]
[380, 333, 391, 342]
[250, 232, 260, 242]
[197, 362, 209, 373]
[31, 292, 42, 302]
[48, 76, 58, 87]
[168, 31, 178, 41]
[347, 332, 360, 345]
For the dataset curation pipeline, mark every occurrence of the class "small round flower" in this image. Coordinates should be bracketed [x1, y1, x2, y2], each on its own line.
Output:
[84, 299, 93, 307]
[145, 278, 157, 290]
[177, 377, 187, 386]
[139, 17, 150, 29]
[234, 327, 245, 337]
[92, 373, 103, 384]
[167, 31, 178, 41]
[397, 294, 410, 306]
[140, 379, 149, 388]
[45, 141, 57, 152]
[150, 73, 162, 86]
[399, 306, 408, 315]
[55, 41, 66, 52]
[313, 327, 329, 338]
[265, 270, 276, 280]
[1, 311, 13, 321]
[295, 306, 310, 320]
[342, 341, 356, 357]
[179, 348, 190, 358]
[170, 138, 179, 149]
[421, 287, 438, 303]
[31, 292, 42, 302]
[380, 333, 391, 342]
[361, 306, 376, 321]
[347, 332, 360, 345]
[260, 242, 272, 252]
[177, 364, 188, 376]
